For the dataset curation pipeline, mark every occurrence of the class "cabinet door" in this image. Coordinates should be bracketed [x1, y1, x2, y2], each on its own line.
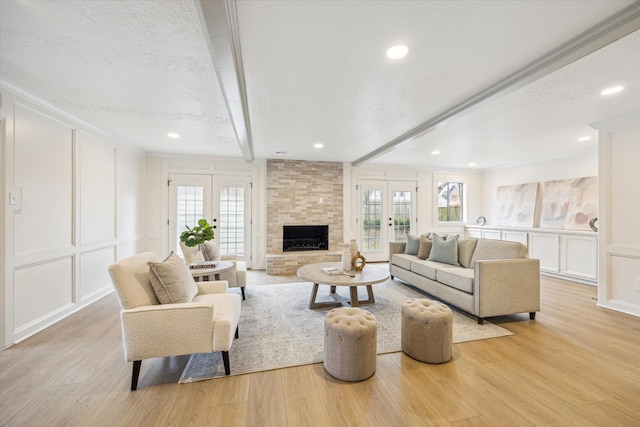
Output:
[466, 228, 482, 238]
[561, 235, 597, 280]
[503, 231, 528, 245]
[529, 233, 560, 272]
[482, 229, 502, 240]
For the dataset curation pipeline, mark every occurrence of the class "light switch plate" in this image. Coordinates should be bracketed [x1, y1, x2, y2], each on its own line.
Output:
[9, 187, 22, 211]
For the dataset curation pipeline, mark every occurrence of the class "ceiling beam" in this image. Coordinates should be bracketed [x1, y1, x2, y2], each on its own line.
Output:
[195, 0, 254, 162]
[352, 1, 640, 167]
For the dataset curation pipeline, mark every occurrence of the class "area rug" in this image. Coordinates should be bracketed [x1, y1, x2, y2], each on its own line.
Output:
[179, 280, 512, 383]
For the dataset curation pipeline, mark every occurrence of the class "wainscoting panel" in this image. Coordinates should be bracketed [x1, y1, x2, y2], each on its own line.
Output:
[13, 102, 73, 255]
[79, 131, 116, 245]
[80, 247, 115, 301]
[13, 257, 73, 332]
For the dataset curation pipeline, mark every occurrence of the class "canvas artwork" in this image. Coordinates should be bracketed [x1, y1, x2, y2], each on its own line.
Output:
[540, 176, 598, 230]
[494, 182, 539, 227]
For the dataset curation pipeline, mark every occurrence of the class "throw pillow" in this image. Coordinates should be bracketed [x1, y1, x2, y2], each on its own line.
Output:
[457, 237, 479, 268]
[417, 235, 433, 260]
[202, 240, 221, 262]
[428, 233, 460, 266]
[147, 252, 198, 304]
[404, 234, 421, 255]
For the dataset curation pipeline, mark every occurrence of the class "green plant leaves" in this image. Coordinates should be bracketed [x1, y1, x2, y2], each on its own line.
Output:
[179, 219, 215, 247]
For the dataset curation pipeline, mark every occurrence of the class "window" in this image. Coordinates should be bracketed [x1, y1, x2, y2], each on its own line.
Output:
[438, 182, 464, 222]
[176, 185, 205, 256]
[219, 186, 245, 256]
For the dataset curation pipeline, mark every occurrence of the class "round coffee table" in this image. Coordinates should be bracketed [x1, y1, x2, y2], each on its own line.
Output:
[190, 260, 234, 282]
[297, 262, 390, 309]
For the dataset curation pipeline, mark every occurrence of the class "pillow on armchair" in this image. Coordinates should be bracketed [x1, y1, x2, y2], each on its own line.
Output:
[202, 240, 222, 262]
[147, 252, 198, 304]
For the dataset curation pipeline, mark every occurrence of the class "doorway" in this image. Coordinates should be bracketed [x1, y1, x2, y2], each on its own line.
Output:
[357, 180, 416, 262]
[168, 173, 251, 261]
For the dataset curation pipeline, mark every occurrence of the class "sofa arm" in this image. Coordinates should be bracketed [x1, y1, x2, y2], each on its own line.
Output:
[389, 241, 406, 256]
[120, 303, 215, 361]
[474, 258, 540, 319]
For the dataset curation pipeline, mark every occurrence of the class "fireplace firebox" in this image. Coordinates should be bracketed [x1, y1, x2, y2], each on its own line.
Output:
[283, 225, 329, 252]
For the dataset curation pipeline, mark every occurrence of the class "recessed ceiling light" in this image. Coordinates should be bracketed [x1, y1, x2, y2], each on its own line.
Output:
[468, 162, 477, 167]
[313, 142, 324, 149]
[168, 132, 180, 139]
[577, 136, 591, 142]
[601, 86, 624, 95]
[431, 150, 440, 155]
[386, 44, 408, 59]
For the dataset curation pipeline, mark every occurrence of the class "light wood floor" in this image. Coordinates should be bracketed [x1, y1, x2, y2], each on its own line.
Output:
[1, 269, 639, 426]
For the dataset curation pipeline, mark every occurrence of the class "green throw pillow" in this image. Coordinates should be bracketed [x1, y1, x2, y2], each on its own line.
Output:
[404, 234, 421, 255]
[428, 233, 460, 266]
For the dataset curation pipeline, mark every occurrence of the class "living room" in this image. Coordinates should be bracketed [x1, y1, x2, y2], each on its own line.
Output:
[1, 1, 639, 425]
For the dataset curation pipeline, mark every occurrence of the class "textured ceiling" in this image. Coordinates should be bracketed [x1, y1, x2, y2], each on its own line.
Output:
[1, 0, 638, 170]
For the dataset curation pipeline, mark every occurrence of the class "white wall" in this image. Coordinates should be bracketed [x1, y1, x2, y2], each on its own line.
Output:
[595, 113, 640, 317]
[1, 83, 146, 348]
[482, 150, 598, 226]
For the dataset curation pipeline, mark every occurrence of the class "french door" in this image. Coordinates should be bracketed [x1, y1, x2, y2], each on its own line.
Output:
[168, 173, 251, 261]
[357, 180, 416, 262]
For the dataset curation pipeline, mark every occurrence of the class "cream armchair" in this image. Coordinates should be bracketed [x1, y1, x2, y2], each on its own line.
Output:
[180, 241, 247, 300]
[108, 252, 241, 390]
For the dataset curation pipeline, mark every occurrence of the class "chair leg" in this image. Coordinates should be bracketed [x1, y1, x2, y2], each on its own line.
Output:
[222, 351, 230, 375]
[241, 287, 245, 300]
[131, 360, 142, 391]
[235, 326, 239, 339]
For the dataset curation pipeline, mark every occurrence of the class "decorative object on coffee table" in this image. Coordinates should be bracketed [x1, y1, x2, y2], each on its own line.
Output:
[401, 298, 452, 364]
[351, 252, 366, 271]
[324, 307, 377, 381]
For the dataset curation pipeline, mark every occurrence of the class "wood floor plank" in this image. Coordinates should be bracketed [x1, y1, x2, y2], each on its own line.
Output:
[1, 270, 639, 426]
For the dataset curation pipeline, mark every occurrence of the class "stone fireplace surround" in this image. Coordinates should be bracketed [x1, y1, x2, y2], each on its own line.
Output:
[266, 159, 343, 275]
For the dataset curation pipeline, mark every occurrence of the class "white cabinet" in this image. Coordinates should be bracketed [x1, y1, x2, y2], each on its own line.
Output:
[466, 226, 597, 285]
[561, 234, 598, 281]
[529, 233, 560, 273]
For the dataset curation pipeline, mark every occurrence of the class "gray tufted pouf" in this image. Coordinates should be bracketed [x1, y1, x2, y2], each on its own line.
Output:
[323, 307, 377, 381]
[401, 298, 453, 363]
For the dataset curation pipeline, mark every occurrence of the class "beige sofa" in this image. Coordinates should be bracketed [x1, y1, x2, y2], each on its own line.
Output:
[389, 237, 540, 324]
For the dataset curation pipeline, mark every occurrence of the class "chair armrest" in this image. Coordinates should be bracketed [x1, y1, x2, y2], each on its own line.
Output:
[389, 241, 406, 256]
[120, 303, 216, 360]
[197, 280, 229, 295]
[474, 258, 540, 318]
[221, 254, 238, 261]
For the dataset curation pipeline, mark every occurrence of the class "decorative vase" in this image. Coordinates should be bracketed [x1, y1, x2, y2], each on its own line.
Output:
[194, 244, 205, 264]
[341, 243, 352, 271]
[349, 239, 358, 260]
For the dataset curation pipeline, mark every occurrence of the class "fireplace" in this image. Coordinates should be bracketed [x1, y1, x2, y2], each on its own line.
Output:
[283, 225, 329, 252]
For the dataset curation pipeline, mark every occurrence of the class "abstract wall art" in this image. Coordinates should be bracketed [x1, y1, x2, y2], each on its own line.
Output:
[539, 176, 598, 230]
[494, 182, 539, 227]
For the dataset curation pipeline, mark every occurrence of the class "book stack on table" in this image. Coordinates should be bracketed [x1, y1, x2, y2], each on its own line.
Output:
[189, 261, 217, 270]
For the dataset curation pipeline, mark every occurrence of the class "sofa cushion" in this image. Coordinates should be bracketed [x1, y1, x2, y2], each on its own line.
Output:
[404, 234, 421, 255]
[410, 259, 440, 280]
[428, 233, 460, 266]
[470, 239, 528, 267]
[458, 237, 479, 268]
[436, 267, 474, 293]
[147, 252, 199, 304]
[391, 253, 416, 270]
[416, 235, 433, 260]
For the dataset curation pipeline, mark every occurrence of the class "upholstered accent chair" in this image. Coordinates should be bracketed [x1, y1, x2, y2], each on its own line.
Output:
[108, 252, 241, 390]
[179, 241, 248, 300]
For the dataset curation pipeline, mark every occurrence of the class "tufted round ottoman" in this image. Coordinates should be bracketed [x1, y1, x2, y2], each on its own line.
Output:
[401, 298, 453, 363]
[323, 307, 377, 381]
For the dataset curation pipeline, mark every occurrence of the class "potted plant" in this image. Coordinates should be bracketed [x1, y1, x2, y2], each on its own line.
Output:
[179, 219, 215, 263]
